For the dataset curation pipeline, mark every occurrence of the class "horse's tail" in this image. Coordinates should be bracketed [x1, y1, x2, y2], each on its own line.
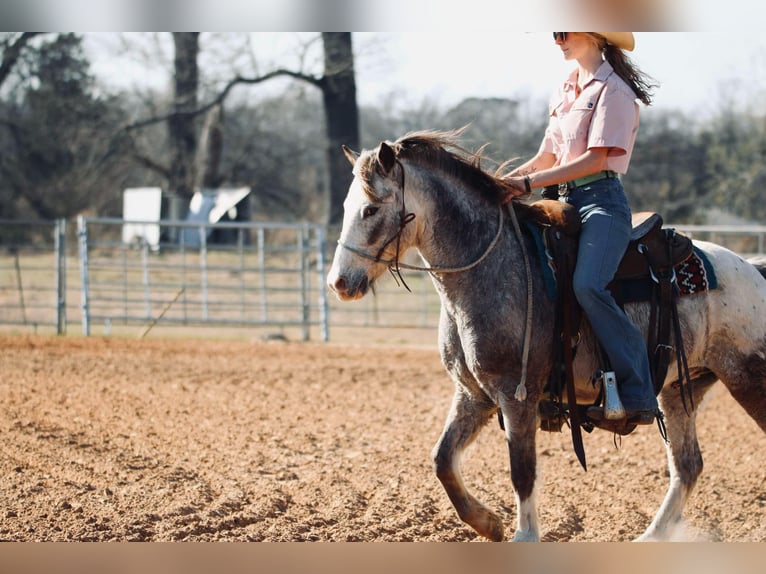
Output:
[747, 255, 766, 281]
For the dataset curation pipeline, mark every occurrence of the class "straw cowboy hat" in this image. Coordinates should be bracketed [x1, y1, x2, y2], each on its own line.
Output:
[596, 32, 635, 51]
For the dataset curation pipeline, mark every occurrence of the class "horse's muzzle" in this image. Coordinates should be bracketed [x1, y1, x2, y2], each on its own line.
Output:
[328, 273, 369, 301]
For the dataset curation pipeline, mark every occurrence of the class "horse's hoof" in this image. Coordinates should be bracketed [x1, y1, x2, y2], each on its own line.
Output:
[477, 512, 505, 541]
[511, 529, 540, 542]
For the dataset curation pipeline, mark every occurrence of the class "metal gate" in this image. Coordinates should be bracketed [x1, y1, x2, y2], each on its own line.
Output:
[77, 217, 329, 341]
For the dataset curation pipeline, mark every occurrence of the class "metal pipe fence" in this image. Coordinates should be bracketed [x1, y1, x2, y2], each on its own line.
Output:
[3, 217, 766, 341]
[77, 217, 329, 341]
[0, 219, 67, 334]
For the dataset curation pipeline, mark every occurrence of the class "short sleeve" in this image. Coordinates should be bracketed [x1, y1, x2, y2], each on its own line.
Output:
[587, 83, 638, 155]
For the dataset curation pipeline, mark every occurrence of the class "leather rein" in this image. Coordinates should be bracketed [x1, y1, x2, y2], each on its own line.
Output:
[337, 160, 506, 290]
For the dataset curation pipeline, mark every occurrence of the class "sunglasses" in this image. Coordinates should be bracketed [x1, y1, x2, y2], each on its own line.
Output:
[553, 32, 568, 42]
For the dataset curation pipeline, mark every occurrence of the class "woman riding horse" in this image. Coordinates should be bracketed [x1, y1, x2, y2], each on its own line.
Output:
[502, 32, 659, 425]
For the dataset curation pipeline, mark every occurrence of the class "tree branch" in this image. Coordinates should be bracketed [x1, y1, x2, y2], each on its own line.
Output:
[0, 32, 42, 88]
[123, 68, 323, 132]
[131, 152, 171, 178]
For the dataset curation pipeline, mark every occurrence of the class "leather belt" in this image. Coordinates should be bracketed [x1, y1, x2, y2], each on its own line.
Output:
[544, 170, 618, 197]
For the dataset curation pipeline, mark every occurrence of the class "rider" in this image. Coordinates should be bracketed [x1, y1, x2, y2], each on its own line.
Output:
[503, 32, 660, 425]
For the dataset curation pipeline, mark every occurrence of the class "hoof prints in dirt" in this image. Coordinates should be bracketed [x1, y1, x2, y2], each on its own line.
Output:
[541, 504, 585, 542]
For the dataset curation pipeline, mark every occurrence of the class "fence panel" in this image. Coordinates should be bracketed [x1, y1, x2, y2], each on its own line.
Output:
[77, 217, 328, 341]
[0, 219, 67, 334]
[4, 217, 766, 341]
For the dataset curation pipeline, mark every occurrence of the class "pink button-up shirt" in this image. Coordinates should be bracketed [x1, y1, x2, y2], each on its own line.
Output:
[540, 60, 639, 174]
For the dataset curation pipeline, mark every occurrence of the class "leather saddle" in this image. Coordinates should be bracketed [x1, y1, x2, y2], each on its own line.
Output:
[514, 199, 694, 464]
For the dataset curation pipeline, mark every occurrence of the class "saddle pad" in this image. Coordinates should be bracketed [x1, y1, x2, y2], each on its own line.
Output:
[677, 247, 718, 294]
[524, 221, 558, 300]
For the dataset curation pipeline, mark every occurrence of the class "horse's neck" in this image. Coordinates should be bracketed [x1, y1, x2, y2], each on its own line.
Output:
[414, 183, 538, 367]
[407, 171, 529, 318]
[411, 171, 503, 272]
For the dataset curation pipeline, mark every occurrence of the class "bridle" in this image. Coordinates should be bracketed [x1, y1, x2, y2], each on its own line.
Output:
[337, 159, 506, 290]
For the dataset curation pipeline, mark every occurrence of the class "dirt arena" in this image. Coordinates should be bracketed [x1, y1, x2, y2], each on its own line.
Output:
[1, 334, 765, 542]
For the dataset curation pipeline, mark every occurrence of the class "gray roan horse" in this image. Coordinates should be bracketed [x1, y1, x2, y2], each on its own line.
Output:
[326, 129, 766, 541]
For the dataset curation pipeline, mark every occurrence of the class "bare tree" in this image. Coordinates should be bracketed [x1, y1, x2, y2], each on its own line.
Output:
[321, 33, 359, 226]
[197, 102, 224, 188]
[169, 32, 200, 202]
[122, 33, 360, 225]
[0, 33, 41, 88]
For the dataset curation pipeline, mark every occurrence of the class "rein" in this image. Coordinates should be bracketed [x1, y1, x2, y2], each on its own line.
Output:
[338, 205, 505, 275]
[506, 200, 534, 403]
[337, 160, 506, 284]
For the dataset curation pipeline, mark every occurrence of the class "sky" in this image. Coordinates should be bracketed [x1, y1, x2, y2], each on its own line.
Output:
[352, 33, 766, 117]
[84, 32, 766, 121]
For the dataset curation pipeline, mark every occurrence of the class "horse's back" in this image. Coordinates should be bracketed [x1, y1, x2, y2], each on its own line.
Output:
[695, 239, 766, 290]
[688, 240, 766, 354]
[747, 255, 766, 280]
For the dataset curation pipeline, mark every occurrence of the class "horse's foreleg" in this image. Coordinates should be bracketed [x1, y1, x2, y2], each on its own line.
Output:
[499, 395, 540, 542]
[432, 390, 504, 541]
[638, 373, 718, 541]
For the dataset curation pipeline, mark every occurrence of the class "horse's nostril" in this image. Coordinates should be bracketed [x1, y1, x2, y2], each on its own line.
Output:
[332, 276, 347, 293]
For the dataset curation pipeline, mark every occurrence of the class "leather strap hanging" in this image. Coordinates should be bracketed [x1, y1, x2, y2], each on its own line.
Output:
[547, 227, 587, 470]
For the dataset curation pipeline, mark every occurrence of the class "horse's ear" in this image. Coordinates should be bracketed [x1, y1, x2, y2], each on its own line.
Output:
[342, 145, 359, 166]
[377, 142, 397, 176]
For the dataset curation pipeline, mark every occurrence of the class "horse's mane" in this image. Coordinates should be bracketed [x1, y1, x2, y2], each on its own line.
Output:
[360, 128, 517, 203]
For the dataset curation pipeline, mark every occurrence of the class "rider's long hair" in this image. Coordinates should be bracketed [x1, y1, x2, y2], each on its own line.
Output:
[589, 33, 657, 106]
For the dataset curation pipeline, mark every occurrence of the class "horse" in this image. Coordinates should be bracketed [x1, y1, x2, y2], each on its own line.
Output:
[326, 129, 766, 541]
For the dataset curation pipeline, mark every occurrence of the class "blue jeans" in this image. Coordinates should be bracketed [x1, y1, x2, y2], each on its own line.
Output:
[562, 178, 658, 411]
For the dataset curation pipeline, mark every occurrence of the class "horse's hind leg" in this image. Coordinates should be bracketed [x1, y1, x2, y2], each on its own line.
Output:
[638, 372, 718, 541]
[432, 390, 504, 541]
[720, 348, 766, 433]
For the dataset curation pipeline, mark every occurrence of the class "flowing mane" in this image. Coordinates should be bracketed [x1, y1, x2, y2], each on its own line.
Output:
[357, 128, 516, 203]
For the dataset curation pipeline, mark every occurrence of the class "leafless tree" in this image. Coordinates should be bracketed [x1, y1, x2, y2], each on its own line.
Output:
[122, 32, 360, 225]
[0, 33, 41, 88]
[168, 32, 200, 202]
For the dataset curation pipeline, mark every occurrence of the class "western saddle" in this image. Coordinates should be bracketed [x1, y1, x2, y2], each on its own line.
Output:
[515, 199, 694, 468]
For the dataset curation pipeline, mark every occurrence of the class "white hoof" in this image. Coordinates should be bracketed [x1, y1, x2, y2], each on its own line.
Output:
[512, 529, 540, 542]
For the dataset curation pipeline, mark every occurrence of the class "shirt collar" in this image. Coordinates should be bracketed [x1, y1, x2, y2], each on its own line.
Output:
[593, 60, 615, 82]
[563, 59, 615, 91]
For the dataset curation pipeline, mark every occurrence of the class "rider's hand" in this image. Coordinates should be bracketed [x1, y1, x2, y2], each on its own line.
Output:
[500, 175, 530, 204]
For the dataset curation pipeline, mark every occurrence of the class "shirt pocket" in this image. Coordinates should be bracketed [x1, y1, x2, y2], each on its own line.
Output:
[558, 99, 597, 142]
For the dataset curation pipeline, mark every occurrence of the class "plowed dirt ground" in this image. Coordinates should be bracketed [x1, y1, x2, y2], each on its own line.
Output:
[1, 335, 764, 541]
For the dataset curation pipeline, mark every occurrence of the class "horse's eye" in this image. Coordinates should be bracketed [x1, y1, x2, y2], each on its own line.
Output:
[362, 205, 379, 219]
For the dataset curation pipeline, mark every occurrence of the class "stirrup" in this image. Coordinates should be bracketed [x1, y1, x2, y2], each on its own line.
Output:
[590, 418, 638, 436]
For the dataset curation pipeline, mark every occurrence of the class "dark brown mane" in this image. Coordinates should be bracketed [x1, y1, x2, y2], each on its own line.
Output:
[359, 129, 516, 202]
